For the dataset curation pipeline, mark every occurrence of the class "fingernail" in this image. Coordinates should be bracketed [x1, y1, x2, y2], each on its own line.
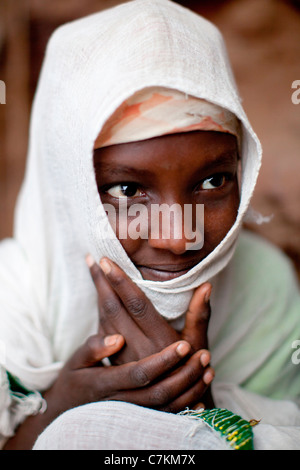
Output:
[200, 351, 210, 367]
[194, 403, 205, 411]
[85, 254, 96, 268]
[104, 334, 119, 346]
[204, 284, 212, 303]
[100, 258, 112, 275]
[203, 369, 214, 385]
[176, 341, 191, 357]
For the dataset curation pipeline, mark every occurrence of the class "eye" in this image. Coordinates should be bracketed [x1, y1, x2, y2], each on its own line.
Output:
[106, 183, 144, 199]
[201, 174, 226, 190]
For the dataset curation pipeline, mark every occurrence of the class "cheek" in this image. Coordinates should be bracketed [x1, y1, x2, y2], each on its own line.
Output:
[106, 210, 145, 258]
[118, 237, 142, 258]
[204, 188, 240, 248]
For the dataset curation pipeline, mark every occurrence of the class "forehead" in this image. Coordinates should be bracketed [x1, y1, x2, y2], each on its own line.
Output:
[94, 131, 238, 174]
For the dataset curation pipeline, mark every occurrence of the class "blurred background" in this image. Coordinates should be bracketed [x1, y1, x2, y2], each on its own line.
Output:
[0, 0, 299, 278]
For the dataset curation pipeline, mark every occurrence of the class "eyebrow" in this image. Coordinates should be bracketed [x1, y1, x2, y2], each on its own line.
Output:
[94, 149, 238, 179]
[95, 163, 154, 178]
[202, 151, 238, 172]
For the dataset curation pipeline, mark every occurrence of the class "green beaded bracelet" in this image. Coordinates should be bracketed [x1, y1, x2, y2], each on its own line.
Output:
[179, 408, 260, 450]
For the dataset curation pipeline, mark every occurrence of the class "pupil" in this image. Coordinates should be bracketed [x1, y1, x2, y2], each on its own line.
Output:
[210, 175, 224, 187]
[121, 184, 138, 197]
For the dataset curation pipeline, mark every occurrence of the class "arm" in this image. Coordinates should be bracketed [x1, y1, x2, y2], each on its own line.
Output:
[3, 335, 200, 449]
[3, 256, 214, 450]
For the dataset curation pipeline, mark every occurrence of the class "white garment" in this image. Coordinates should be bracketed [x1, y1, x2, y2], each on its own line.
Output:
[0, 0, 261, 384]
[0, 0, 299, 447]
[33, 401, 231, 451]
[32, 383, 300, 450]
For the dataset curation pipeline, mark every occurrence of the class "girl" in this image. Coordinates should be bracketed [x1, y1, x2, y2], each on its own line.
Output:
[1, 0, 300, 450]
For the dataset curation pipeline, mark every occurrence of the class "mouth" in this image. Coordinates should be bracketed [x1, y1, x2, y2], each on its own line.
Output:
[136, 262, 199, 281]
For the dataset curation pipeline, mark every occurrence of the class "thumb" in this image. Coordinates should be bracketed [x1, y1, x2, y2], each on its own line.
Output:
[182, 283, 212, 351]
[68, 334, 125, 369]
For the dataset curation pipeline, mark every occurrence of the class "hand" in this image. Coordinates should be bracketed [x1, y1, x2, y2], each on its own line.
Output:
[3, 335, 211, 449]
[2, 260, 215, 451]
[87, 255, 212, 364]
[44, 333, 211, 416]
[86, 255, 215, 409]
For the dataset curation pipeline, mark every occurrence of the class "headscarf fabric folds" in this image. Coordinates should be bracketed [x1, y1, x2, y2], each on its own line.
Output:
[93, 87, 241, 149]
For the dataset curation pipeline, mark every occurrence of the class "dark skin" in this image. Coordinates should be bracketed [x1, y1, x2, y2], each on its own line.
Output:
[96, 131, 240, 282]
[4, 131, 239, 450]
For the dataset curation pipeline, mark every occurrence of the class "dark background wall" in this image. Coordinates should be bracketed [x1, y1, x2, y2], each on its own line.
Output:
[0, 0, 299, 277]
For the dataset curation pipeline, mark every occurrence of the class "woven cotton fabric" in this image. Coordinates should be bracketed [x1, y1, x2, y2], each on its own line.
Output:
[2, 0, 300, 447]
[0, 0, 262, 388]
[93, 87, 241, 148]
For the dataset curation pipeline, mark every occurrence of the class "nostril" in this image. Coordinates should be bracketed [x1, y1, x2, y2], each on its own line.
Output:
[147, 202, 204, 254]
[148, 236, 189, 255]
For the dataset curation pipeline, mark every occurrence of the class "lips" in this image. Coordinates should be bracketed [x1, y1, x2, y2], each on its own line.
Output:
[136, 261, 199, 281]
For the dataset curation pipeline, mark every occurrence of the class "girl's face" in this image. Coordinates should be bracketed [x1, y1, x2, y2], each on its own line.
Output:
[94, 130, 240, 281]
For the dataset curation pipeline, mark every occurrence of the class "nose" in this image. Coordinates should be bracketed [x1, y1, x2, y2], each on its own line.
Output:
[147, 202, 203, 255]
[148, 236, 189, 255]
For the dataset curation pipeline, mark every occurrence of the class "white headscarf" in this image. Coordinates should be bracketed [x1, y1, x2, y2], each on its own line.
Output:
[0, 0, 261, 392]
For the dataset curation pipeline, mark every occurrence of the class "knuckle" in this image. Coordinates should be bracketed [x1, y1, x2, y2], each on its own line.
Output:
[101, 298, 120, 317]
[195, 312, 210, 331]
[198, 305, 211, 323]
[91, 265, 102, 285]
[202, 305, 211, 321]
[185, 363, 200, 385]
[150, 386, 170, 406]
[192, 379, 206, 397]
[126, 297, 147, 317]
[157, 350, 175, 369]
[130, 364, 150, 387]
[110, 273, 124, 288]
[85, 335, 101, 356]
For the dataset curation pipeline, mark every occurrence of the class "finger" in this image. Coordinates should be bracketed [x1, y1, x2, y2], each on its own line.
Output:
[200, 386, 215, 409]
[112, 349, 207, 408]
[199, 349, 211, 368]
[87, 255, 122, 328]
[98, 340, 191, 392]
[182, 282, 212, 350]
[159, 365, 215, 413]
[68, 334, 125, 369]
[203, 367, 215, 386]
[161, 381, 207, 413]
[99, 257, 174, 337]
[193, 402, 206, 411]
[86, 254, 141, 337]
